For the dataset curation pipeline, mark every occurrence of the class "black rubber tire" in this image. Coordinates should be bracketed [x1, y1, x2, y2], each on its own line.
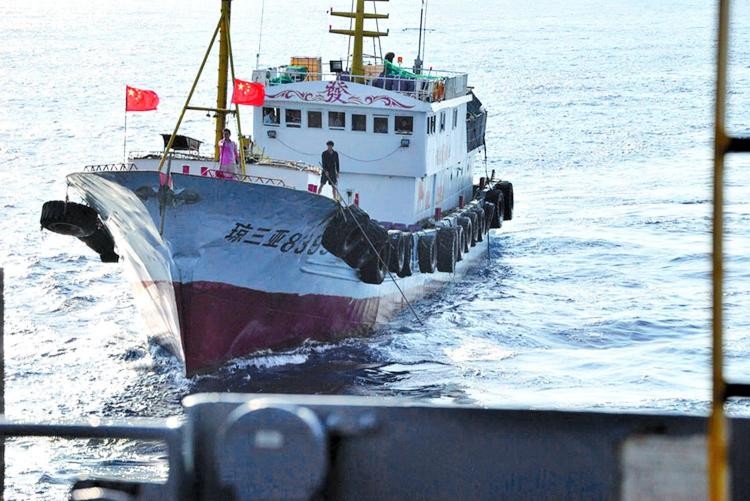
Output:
[436, 227, 457, 273]
[457, 217, 472, 254]
[79, 226, 119, 263]
[40, 201, 99, 238]
[473, 207, 485, 243]
[387, 230, 405, 273]
[343, 220, 389, 269]
[322, 206, 370, 257]
[358, 247, 389, 285]
[465, 211, 479, 247]
[417, 232, 437, 273]
[495, 181, 514, 221]
[455, 226, 464, 262]
[482, 201, 496, 232]
[484, 189, 504, 228]
[398, 233, 414, 278]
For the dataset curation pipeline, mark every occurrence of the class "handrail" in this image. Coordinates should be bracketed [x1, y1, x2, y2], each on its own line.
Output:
[83, 163, 138, 172]
[199, 167, 287, 187]
[255, 68, 468, 102]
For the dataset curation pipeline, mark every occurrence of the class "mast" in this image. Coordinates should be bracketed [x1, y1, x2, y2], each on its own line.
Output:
[330, 0, 388, 79]
[215, 0, 231, 161]
[158, 0, 245, 176]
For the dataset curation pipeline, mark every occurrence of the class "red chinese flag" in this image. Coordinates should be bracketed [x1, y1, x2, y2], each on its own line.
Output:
[125, 85, 159, 112]
[231, 79, 265, 106]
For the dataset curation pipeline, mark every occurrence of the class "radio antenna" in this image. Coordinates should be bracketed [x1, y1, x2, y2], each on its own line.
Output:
[255, 0, 266, 69]
[414, 0, 425, 74]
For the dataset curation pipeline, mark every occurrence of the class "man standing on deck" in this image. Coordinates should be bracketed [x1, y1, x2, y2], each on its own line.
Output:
[318, 140, 340, 200]
[219, 128, 239, 176]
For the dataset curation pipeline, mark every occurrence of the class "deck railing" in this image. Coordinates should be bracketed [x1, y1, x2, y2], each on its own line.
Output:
[82, 162, 287, 187]
[253, 68, 469, 103]
[83, 163, 138, 172]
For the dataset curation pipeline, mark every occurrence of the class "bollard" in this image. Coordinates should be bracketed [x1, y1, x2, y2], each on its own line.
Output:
[459, 195, 465, 209]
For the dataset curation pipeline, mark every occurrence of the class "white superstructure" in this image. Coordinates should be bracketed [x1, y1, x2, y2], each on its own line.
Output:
[249, 68, 481, 224]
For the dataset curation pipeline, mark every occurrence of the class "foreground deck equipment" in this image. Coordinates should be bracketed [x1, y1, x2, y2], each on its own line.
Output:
[0, 393, 747, 500]
[709, 1, 750, 499]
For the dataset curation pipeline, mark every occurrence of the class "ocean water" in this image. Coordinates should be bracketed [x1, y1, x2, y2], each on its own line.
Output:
[2, 0, 750, 498]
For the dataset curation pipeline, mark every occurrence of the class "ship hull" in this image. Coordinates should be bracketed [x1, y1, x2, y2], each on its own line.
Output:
[67, 171, 489, 375]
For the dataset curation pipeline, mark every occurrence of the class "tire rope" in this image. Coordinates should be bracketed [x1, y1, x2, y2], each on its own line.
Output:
[320, 167, 424, 326]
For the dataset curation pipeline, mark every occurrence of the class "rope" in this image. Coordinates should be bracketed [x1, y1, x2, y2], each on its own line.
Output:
[320, 168, 424, 326]
[275, 136, 403, 163]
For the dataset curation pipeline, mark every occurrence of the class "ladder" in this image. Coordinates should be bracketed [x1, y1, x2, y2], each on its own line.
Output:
[710, 1, 750, 499]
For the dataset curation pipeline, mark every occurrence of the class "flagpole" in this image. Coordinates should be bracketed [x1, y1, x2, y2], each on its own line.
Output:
[123, 110, 128, 167]
[123, 85, 128, 166]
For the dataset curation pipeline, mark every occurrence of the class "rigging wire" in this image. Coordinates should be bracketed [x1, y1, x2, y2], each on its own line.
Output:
[421, 0, 429, 63]
[255, 0, 266, 69]
[373, 0, 383, 62]
[320, 168, 424, 327]
[416, 0, 425, 64]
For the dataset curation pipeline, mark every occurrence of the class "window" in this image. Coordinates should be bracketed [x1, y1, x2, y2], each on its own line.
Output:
[395, 116, 413, 135]
[263, 107, 280, 126]
[352, 114, 367, 132]
[285, 109, 301, 128]
[453, 108, 458, 129]
[439, 112, 446, 131]
[307, 111, 322, 128]
[374, 116, 388, 134]
[427, 115, 436, 134]
[328, 111, 345, 129]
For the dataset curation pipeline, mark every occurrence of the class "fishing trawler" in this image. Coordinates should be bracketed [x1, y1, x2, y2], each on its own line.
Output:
[40, 0, 513, 375]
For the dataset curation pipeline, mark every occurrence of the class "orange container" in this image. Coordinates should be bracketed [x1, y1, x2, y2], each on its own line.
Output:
[290, 57, 321, 80]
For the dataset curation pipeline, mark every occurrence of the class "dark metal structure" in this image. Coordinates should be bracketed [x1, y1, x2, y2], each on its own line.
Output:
[0, 393, 746, 500]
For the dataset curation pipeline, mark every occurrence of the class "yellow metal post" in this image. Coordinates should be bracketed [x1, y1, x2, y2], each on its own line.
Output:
[351, 0, 365, 78]
[158, 19, 222, 173]
[222, 12, 246, 177]
[709, 1, 730, 500]
[215, 0, 231, 161]
[330, 1, 388, 80]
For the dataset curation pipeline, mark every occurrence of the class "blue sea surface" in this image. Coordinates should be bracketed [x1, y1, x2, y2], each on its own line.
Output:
[2, 0, 750, 498]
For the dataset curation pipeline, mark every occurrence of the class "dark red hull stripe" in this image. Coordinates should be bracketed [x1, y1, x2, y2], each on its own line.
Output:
[170, 281, 379, 374]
